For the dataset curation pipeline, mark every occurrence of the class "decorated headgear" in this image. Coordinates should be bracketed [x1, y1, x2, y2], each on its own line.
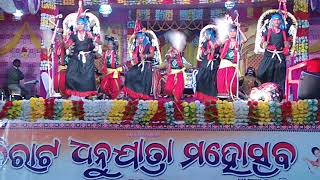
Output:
[76, 0, 90, 31]
[134, 21, 150, 46]
[269, 13, 285, 30]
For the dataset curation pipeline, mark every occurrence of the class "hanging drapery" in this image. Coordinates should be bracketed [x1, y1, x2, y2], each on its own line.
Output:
[0, 23, 41, 56]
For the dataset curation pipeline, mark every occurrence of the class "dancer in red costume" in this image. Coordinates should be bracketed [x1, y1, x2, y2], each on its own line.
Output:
[217, 24, 247, 98]
[164, 47, 186, 101]
[100, 36, 122, 99]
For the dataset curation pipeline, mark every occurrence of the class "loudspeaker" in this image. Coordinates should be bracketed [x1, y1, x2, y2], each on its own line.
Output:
[298, 71, 320, 99]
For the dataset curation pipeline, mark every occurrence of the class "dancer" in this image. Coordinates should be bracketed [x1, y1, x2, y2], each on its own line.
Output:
[100, 36, 122, 99]
[164, 47, 186, 101]
[195, 28, 220, 102]
[124, 25, 155, 100]
[257, 13, 291, 92]
[66, 1, 101, 98]
[218, 24, 247, 98]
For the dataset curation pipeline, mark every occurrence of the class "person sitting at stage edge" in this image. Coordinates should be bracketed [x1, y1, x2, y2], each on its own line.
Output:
[7, 59, 30, 99]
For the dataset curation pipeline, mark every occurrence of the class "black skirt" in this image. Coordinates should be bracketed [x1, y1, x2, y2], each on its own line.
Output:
[257, 51, 286, 91]
[196, 59, 220, 97]
[124, 62, 153, 99]
[66, 53, 97, 96]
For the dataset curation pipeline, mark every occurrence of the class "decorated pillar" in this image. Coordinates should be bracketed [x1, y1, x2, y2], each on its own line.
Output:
[39, 0, 57, 98]
[293, 0, 309, 64]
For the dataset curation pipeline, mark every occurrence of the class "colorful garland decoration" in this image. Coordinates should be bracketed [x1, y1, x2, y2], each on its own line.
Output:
[0, 98, 320, 127]
[183, 102, 197, 125]
[203, 100, 218, 124]
[44, 98, 55, 120]
[7, 101, 22, 120]
[108, 100, 127, 124]
[293, 0, 309, 63]
[30, 98, 45, 122]
[217, 100, 235, 125]
[151, 100, 166, 125]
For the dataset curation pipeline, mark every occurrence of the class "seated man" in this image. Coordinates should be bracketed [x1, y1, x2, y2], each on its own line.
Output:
[7, 59, 29, 99]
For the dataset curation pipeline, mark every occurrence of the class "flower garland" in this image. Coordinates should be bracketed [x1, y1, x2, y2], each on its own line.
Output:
[143, 100, 158, 126]
[269, 101, 282, 126]
[108, 100, 127, 124]
[248, 101, 259, 126]
[174, 101, 184, 124]
[151, 100, 166, 125]
[21, 100, 31, 121]
[134, 100, 149, 125]
[204, 100, 218, 124]
[44, 99, 55, 120]
[72, 100, 84, 120]
[1, 98, 320, 127]
[294, 0, 309, 63]
[183, 102, 197, 125]
[195, 100, 205, 124]
[30, 98, 45, 121]
[7, 100, 22, 120]
[62, 100, 74, 121]
[217, 100, 235, 125]
[292, 100, 308, 125]
[0, 101, 13, 119]
[306, 99, 318, 125]
[234, 100, 249, 126]
[54, 99, 64, 120]
[165, 101, 175, 125]
[281, 101, 292, 126]
[122, 100, 139, 125]
[256, 101, 272, 126]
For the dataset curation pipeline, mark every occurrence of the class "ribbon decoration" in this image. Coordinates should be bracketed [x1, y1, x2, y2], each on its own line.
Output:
[0, 23, 41, 56]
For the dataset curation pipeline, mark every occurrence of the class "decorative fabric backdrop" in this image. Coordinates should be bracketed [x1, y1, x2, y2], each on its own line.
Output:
[0, 16, 41, 93]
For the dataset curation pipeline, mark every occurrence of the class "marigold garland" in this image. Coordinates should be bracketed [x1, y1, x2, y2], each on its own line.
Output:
[72, 100, 85, 120]
[7, 100, 22, 120]
[217, 100, 235, 125]
[204, 100, 218, 124]
[142, 100, 158, 126]
[248, 101, 259, 126]
[44, 99, 55, 120]
[0, 98, 320, 127]
[30, 98, 45, 121]
[174, 101, 184, 123]
[63, 100, 74, 121]
[256, 101, 272, 126]
[281, 101, 292, 126]
[108, 100, 127, 124]
[151, 100, 167, 125]
[292, 100, 308, 125]
[122, 100, 139, 125]
[183, 102, 197, 125]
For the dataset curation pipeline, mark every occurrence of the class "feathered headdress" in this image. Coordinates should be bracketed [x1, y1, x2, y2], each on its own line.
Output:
[76, 0, 90, 30]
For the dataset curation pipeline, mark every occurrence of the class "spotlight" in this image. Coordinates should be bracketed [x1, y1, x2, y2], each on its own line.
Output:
[99, 4, 112, 17]
[13, 9, 24, 20]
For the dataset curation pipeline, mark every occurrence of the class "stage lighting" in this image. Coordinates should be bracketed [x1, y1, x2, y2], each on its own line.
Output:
[225, 0, 235, 10]
[13, 9, 23, 20]
[99, 4, 112, 17]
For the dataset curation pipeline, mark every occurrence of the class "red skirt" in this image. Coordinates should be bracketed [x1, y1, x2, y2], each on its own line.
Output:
[217, 66, 237, 97]
[100, 72, 122, 99]
[165, 72, 184, 101]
